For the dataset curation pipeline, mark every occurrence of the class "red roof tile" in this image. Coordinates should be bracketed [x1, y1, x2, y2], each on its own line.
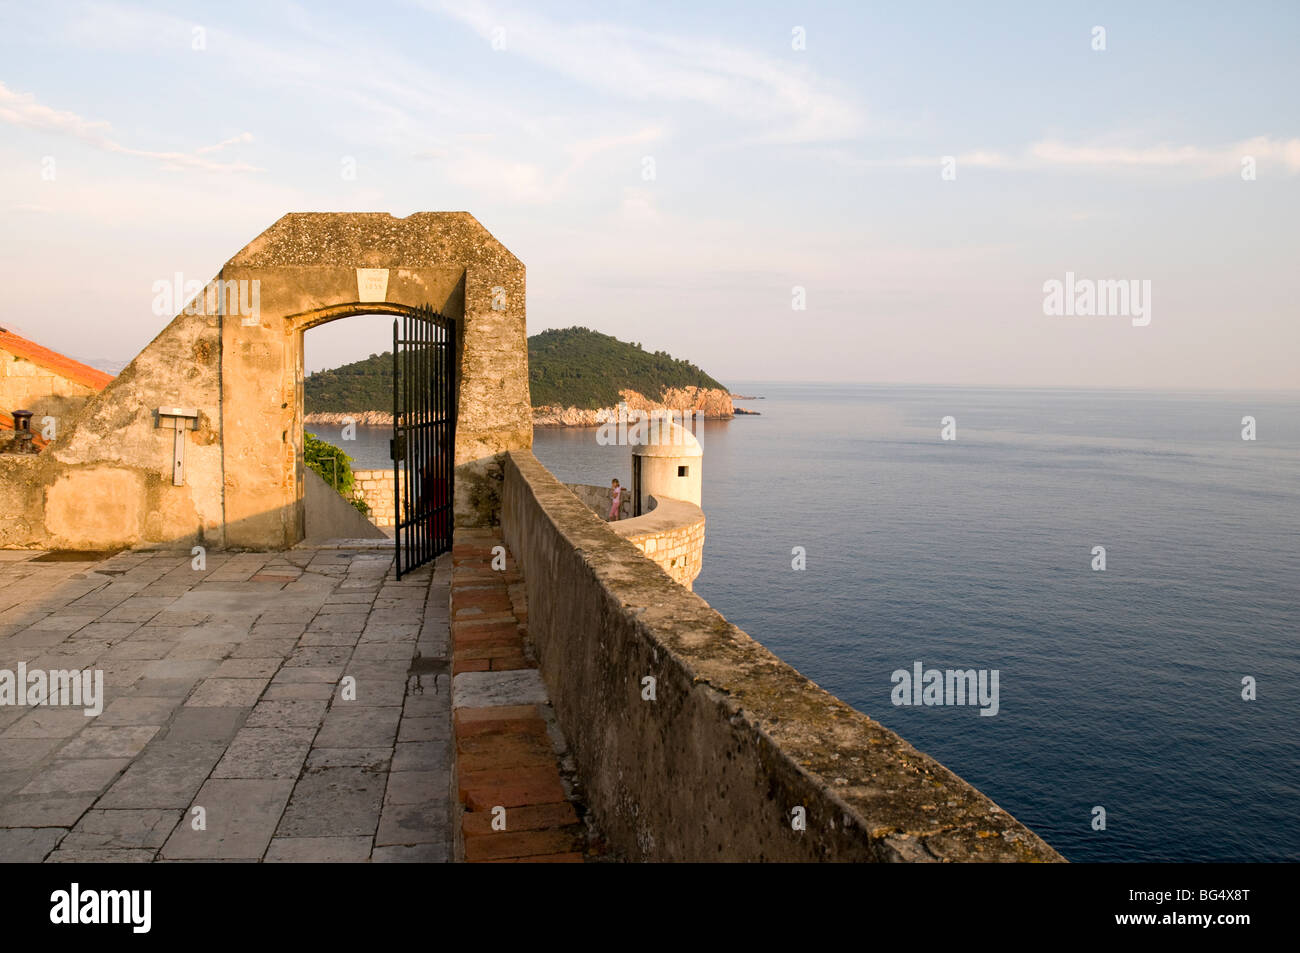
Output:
[0, 326, 114, 391]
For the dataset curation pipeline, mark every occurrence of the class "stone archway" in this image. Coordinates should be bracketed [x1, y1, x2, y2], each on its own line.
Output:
[293, 302, 447, 551]
[0, 212, 531, 552]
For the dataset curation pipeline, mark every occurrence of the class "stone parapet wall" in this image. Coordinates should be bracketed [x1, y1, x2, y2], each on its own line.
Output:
[564, 483, 704, 589]
[614, 498, 704, 590]
[0, 309, 224, 551]
[352, 468, 402, 527]
[0, 455, 44, 547]
[501, 450, 1064, 863]
[563, 482, 632, 520]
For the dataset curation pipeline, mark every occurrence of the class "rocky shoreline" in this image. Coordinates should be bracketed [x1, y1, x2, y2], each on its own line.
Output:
[307, 385, 757, 429]
[532, 386, 734, 427]
[304, 410, 394, 426]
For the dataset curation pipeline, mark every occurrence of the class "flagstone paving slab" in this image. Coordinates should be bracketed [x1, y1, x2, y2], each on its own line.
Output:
[0, 794, 98, 828]
[264, 835, 372, 862]
[275, 767, 386, 838]
[159, 707, 249, 743]
[46, 848, 156, 862]
[58, 725, 160, 759]
[95, 742, 228, 810]
[18, 758, 129, 796]
[212, 726, 317, 779]
[95, 696, 181, 726]
[62, 809, 182, 849]
[161, 778, 295, 859]
[0, 827, 67, 862]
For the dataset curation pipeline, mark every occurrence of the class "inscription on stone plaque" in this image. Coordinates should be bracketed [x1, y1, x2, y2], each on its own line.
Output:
[357, 268, 389, 302]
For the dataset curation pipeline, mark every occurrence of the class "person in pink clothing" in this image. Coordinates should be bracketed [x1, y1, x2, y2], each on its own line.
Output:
[608, 478, 624, 521]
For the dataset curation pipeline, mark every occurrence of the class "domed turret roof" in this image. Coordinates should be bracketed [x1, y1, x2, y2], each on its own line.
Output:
[631, 417, 703, 457]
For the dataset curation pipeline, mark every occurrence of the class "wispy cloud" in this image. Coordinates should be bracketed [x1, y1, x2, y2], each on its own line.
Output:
[845, 136, 1300, 177]
[21, 2, 669, 204]
[422, 124, 667, 204]
[441, 153, 554, 203]
[1029, 137, 1300, 174]
[421, 0, 864, 143]
[0, 81, 260, 172]
[565, 125, 665, 166]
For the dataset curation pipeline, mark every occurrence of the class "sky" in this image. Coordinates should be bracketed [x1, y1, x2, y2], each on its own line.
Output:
[0, 0, 1297, 388]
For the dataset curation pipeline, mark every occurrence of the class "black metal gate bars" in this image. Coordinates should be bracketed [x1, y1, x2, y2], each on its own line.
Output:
[391, 305, 454, 578]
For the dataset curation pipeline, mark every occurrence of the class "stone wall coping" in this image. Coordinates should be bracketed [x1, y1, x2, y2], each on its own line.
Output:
[609, 494, 703, 540]
[226, 211, 521, 268]
[566, 482, 702, 539]
[504, 449, 1064, 862]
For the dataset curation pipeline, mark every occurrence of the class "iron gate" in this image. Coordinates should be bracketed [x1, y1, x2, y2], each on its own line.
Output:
[391, 305, 455, 578]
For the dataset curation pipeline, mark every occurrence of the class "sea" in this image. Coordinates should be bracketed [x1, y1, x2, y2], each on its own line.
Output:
[309, 383, 1300, 863]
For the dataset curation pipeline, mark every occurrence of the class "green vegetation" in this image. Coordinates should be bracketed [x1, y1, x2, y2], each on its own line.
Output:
[304, 351, 391, 414]
[526, 327, 725, 409]
[303, 327, 725, 413]
[303, 432, 369, 515]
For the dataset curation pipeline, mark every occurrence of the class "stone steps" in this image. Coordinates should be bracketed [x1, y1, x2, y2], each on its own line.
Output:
[449, 531, 595, 863]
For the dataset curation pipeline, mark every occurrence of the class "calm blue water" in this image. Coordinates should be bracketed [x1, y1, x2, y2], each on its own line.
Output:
[528, 384, 1300, 863]
[305, 424, 391, 470]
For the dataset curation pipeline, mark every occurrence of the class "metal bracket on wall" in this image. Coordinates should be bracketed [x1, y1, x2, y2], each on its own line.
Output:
[156, 407, 199, 486]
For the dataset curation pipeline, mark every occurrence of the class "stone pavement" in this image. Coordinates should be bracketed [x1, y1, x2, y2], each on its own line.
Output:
[0, 544, 451, 862]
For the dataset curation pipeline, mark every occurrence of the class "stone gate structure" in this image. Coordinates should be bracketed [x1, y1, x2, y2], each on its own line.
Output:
[0, 212, 530, 551]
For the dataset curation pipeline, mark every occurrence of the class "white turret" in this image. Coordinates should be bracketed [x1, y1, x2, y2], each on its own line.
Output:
[630, 414, 702, 516]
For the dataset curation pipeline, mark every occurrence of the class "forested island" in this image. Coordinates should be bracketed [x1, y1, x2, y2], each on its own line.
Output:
[305, 326, 754, 425]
